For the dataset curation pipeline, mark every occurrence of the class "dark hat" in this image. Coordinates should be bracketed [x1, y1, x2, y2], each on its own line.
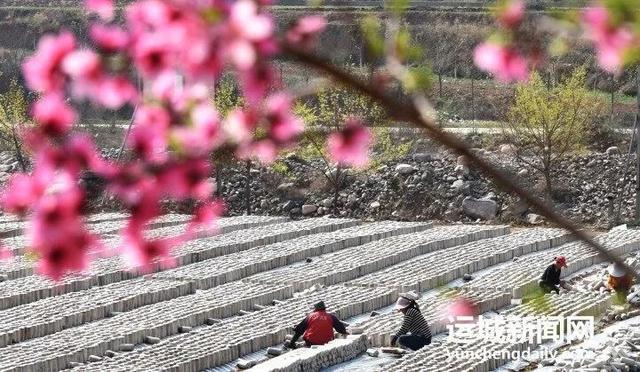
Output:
[314, 300, 326, 310]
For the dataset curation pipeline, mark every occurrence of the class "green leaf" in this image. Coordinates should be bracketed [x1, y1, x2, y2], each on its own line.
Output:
[360, 16, 385, 57]
[403, 65, 435, 93]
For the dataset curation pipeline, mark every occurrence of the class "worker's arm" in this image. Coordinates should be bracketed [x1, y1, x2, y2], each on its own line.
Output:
[331, 315, 348, 335]
[540, 265, 552, 283]
[288, 317, 308, 347]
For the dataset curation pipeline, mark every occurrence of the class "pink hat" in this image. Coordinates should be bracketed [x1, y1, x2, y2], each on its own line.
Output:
[554, 256, 567, 268]
[394, 297, 412, 311]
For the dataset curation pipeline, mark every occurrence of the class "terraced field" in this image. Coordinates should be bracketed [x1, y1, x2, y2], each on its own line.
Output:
[0, 214, 639, 371]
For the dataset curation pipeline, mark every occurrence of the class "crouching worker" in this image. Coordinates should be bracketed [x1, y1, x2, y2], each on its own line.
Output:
[391, 293, 432, 351]
[539, 256, 568, 294]
[285, 301, 348, 349]
[607, 262, 633, 294]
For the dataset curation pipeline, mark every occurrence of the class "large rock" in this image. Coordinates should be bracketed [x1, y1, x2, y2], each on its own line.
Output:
[526, 213, 545, 224]
[395, 164, 415, 175]
[606, 146, 620, 155]
[462, 197, 498, 220]
[500, 143, 517, 156]
[412, 153, 432, 162]
[301, 204, 317, 215]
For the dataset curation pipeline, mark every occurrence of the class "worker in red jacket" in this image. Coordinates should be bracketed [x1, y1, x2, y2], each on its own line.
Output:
[285, 301, 348, 348]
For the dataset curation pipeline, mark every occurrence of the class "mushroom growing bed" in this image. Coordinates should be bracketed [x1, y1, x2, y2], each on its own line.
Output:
[1, 216, 639, 372]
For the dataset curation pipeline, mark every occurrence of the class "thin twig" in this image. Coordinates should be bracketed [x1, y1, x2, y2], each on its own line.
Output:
[283, 43, 640, 281]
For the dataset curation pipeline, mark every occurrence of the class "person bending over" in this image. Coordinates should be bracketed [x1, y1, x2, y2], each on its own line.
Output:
[391, 293, 432, 351]
[285, 301, 348, 348]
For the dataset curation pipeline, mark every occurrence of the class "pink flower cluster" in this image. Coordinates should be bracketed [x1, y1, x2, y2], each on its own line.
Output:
[582, 6, 635, 74]
[4, 0, 369, 280]
[473, 0, 529, 82]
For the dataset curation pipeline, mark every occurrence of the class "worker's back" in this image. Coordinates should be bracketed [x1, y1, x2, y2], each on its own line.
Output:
[304, 310, 335, 345]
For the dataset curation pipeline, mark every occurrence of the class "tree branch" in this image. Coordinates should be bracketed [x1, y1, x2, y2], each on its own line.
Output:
[283, 43, 640, 280]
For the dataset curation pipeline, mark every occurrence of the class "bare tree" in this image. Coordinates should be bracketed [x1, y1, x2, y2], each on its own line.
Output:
[505, 67, 602, 198]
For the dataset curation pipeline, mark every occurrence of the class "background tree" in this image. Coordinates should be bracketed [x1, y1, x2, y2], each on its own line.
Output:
[294, 87, 386, 214]
[0, 79, 30, 171]
[505, 67, 602, 198]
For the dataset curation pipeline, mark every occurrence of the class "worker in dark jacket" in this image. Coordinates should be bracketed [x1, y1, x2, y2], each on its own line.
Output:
[539, 256, 567, 294]
[285, 301, 348, 348]
[391, 293, 432, 351]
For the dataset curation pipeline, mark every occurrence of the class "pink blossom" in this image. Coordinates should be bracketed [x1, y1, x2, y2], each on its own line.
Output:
[132, 33, 174, 77]
[121, 230, 178, 272]
[128, 105, 171, 162]
[28, 175, 96, 281]
[327, 118, 372, 168]
[89, 24, 130, 53]
[229, 0, 273, 42]
[22, 32, 76, 93]
[264, 93, 303, 144]
[172, 104, 221, 155]
[85, 0, 115, 21]
[445, 297, 479, 318]
[497, 0, 524, 30]
[582, 6, 634, 74]
[94, 76, 138, 109]
[186, 200, 225, 236]
[0, 244, 13, 261]
[237, 139, 278, 164]
[32, 94, 77, 136]
[157, 159, 213, 200]
[286, 16, 327, 49]
[62, 50, 103, 82]
[473, 42, 528, 82]
[223, 109, 256, 144]
[239, 63, 277, 104]
[1, 173, 47, 215]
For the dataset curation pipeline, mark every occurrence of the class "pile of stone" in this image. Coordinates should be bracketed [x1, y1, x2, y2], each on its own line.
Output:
[246, 225, 509, 292]
[347, 228, 570, 292]
[204, 151, 640, 229]
[66, 285, 398, 372]
[152, 221, 432, 289]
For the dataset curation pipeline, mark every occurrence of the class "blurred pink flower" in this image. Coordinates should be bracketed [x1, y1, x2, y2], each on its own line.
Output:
[85, 0, 115, 21]
[497, 0, 524, 29]
[172, 104, 221, 155]
[89, 24, 130, 53]
[286, 15, 327, 49]
[237, 139, 278, 164]
[22, 32, 76, 93]
[157, 159, 213, 200]
[31, 94, 77, 136]
[446, 297, 479, 318]
[327, 118, 372, 168]
[1, 173, 47, 215]
[224, 109, 256, 144]
[121, 231, 178, 273]
[473, 42, 528, 82]
[132, 33, 174, 77]
[62, 50, 103, 82]
[582, 6, 634, 74]
[186, 200, 225, 236]
[264, 93, 303, 143]
[128, 105, 171, 162]
[95, 76, 138, 109]
[0, 244, 13, 262]
[239, 63, 277, 104]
